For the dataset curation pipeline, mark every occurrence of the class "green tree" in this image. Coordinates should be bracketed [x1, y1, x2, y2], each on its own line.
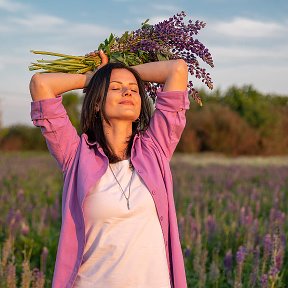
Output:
[221, 85, 273, 130]
[62, 92, 82, 133]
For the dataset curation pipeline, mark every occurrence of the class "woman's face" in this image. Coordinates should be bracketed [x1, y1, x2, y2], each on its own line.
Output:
[103, 68, 141, 123]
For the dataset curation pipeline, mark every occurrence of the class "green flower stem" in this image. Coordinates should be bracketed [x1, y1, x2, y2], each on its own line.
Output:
[30, 50, 83, 60]
[36, 60, 87, 68]
[76, 67, 93, 73]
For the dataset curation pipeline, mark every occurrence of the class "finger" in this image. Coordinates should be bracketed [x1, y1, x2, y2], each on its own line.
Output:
[99, 50, 109, 64]
[85, 51, 97, 57]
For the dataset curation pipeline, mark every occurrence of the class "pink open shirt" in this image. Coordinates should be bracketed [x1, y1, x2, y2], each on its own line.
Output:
[31, 88, 190, 288]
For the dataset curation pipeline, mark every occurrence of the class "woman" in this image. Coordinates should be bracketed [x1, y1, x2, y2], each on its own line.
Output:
[30, 50, 190, 288]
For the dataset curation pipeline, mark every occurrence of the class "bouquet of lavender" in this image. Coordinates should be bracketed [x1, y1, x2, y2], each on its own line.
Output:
[29, 11, 214, 105]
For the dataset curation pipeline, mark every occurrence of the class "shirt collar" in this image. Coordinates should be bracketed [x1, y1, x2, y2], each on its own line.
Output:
[83, 133, 99, 147]
[83, 131, 140, 148]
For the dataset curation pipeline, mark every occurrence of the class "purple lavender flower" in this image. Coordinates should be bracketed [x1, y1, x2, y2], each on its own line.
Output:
[113, 11, 214, 104]
[205, 214, 217, 240]
[260, 274, 268, 288]
[269, 266, 279, 279]
[275, 248, 284, 270]
[263, 234, 273, 256]
[21, 221, 30, 235]
[248, 247, 260, 287]
[224, 249, 233, 272]
[190, 217, 200, 241]
[240, 206, 253, 227]
[269, 208, 285, 225]
[184, 247, 191, 258]
[236, 246, 247, 264]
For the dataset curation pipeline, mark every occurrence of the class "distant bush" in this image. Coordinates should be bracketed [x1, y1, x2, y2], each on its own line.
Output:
[176, 85, 288, 155]
[0, 92, 82, 151]
[258, 106, 288, 155]
[0, 125, 47, 151]
[222, 85, 273, 130]
[178, 103, 260, 155]
[220, 86, 288, 155]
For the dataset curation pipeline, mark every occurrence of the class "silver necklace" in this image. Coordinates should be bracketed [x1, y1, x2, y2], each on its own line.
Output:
[108, 161, 134, 210]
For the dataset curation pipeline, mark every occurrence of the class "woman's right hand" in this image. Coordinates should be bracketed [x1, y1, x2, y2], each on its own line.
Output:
[87, 49, 109, 70]
[84, 50, 109, 88]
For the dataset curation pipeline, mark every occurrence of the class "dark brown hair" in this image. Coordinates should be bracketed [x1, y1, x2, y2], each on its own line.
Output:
[80, 62, 153, 163]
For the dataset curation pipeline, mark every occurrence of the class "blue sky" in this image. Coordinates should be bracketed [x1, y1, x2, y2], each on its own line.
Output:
[0, 0, 287, 127]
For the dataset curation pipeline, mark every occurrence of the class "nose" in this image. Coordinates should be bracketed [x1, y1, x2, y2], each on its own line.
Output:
[122, 87, 132, 96]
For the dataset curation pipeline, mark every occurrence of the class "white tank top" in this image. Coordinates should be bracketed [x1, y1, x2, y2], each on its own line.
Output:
[73, 159, 171, 288]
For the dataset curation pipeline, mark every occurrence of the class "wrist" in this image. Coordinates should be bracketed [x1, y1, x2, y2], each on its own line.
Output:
[84, 71, 94, 87]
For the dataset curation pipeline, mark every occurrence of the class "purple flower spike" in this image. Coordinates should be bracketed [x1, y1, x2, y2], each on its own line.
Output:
[224, 249, 233, 272]
[236, 246, 247, 264]
[184, 247, 191, 258]
[263, 234, 273, 255]
[260, 274, 268, 288]
[205, 214, 217, 239]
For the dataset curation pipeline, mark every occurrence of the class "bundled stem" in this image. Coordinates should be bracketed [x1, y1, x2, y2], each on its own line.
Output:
[29, 50, 101, 74]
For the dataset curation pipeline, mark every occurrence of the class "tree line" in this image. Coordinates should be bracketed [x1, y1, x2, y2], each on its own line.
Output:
[1, 85, 287, 155]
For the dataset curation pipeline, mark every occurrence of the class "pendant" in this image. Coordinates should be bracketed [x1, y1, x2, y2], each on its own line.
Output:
[127, 199, 130, 210]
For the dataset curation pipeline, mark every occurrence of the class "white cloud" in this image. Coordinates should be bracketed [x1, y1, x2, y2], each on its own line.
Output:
[213, 17, 286, 38]
[60, 23, 113, 38]
[211, 45, 288, 65]
[0, 55, 28, 66]
[10, 14, 65, 29]
[4, 13, 115, 37]
[149, 4, 181, 13]
[210, 64, 288, 95]
[0, 0, 27, 12]
[135, 15, 169, 25]
[0, 24, 12, 33]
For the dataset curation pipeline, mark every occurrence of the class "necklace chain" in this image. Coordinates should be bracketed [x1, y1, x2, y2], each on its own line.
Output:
[108, 161, 134, 210]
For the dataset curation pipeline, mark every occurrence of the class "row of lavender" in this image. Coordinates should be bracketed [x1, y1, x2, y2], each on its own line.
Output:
[0, 153, 62, 287]
[171, 159, 287, 287]
[0, 153, 287, 287]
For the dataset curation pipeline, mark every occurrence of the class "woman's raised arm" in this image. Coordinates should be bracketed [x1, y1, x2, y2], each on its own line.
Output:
[29, 50, 109, 101]
[29, 73, 90, 101]
[132, 59, 190, 161]
[132, 59, 188, 92]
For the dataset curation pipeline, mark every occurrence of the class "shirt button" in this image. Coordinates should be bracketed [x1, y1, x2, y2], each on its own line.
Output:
[160, 216, 163, 221]
[137, 169, 142, 173]
[152, 190, 156, 195]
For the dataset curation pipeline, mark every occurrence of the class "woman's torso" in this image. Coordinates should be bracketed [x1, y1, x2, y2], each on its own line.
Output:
[73, 159, 171, 288]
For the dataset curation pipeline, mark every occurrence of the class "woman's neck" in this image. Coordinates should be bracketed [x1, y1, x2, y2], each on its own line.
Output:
[102, 120, 132, 160]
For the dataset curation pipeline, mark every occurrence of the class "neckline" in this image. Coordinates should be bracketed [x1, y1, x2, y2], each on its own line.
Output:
[110, 158, 130, 164]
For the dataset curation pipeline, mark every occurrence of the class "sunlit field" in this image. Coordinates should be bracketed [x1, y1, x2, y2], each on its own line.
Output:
[0, 152, 287, 287]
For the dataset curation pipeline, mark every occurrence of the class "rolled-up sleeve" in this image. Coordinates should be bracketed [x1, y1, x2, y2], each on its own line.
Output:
[144, 89, 190, 161]
[155, 89, 190, 112]
[31, 95, 80, 173]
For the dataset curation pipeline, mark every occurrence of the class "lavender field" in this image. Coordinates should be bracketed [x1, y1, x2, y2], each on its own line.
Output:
[0, 152, 287, 287]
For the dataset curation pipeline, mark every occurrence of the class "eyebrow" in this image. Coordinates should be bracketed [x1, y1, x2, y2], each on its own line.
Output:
[110, 81, 138, 86]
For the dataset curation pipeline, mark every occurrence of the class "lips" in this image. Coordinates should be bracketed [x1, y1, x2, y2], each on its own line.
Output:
[119, 100, 134, 105]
